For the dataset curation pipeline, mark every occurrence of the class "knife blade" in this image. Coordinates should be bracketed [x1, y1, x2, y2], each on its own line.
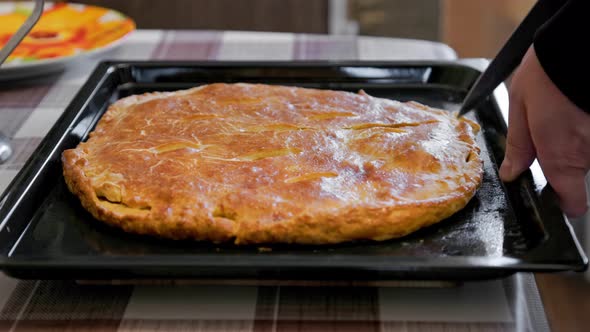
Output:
[457, 0, 566, 118]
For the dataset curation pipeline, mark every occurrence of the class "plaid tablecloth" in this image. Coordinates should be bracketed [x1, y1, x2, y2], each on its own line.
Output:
[0, 30, 550, 331]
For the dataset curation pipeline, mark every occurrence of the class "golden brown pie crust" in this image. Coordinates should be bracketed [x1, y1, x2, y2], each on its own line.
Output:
[62, 83, 482, 244]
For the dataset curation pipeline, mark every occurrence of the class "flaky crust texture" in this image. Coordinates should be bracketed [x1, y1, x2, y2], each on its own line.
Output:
[62, 83, 483, 245]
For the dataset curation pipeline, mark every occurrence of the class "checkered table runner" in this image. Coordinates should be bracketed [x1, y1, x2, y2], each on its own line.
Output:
[0, 30, 549, 331]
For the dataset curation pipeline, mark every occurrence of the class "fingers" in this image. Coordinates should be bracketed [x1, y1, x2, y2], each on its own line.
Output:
[542, 165, 589, 217]
[500, 47, 590, 217]
[499, 91, 536, 182]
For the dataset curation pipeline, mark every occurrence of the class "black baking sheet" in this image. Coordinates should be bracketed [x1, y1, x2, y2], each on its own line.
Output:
[0, 61, 586, 280]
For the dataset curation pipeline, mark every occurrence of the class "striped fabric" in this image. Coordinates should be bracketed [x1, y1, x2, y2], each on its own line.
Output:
[0, 30, 548, 332]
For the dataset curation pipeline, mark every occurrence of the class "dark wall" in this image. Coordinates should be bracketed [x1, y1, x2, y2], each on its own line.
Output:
[351, 0, 440, 41]
[70, 0, 329, 33]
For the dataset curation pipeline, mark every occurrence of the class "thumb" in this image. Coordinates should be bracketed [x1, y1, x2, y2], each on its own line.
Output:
[500, 97, 536, 182]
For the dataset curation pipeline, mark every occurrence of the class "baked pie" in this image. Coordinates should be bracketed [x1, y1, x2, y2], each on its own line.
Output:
[62, 83, 482, 244]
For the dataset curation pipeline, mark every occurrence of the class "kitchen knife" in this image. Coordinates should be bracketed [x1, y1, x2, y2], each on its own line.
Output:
[457, 0, 566, 118]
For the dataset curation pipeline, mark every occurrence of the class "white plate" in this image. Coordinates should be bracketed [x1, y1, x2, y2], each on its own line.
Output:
[0, 2, 135, 80]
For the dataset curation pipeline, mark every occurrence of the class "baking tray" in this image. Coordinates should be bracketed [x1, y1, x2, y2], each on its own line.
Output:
[0, 61, 586, 280]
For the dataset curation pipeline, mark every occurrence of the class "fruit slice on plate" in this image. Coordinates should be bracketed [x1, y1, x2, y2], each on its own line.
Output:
[0, 2, 135, 64]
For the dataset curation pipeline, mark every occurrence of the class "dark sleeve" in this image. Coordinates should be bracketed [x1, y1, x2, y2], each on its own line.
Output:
[534, 0, 590, 112]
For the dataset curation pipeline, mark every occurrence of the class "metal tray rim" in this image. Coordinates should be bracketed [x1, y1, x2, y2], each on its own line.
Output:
[0, 60, 586, 280]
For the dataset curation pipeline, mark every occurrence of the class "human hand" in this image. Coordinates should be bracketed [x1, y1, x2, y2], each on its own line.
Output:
[499, 47, 590, 217]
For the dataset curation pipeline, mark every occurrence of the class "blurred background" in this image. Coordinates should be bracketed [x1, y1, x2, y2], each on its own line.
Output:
[60, 0, 535, 58]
